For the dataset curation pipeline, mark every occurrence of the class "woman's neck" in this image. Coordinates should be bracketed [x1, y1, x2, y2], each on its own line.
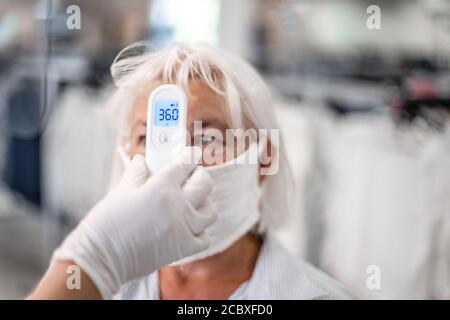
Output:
[159, 234, 262, 299]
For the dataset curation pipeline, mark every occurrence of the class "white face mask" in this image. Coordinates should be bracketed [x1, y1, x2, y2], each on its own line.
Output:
[173, 142, 262, 265]
[117, 142, 263, 265]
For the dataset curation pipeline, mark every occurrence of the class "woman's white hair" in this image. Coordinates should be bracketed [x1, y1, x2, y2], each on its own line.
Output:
[107, 41, 295, 233]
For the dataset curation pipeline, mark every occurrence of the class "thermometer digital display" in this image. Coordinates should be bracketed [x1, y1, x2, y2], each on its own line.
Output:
[154, 100, 180, 127]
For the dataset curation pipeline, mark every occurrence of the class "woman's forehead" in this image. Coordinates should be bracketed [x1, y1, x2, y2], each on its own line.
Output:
[132, 80, 228, 127]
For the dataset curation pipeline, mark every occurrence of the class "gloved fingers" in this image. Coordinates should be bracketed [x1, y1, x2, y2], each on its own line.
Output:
[197, 200, 218, 226]
[119, 154, 149, 188]
[179, 200, 217, 235]
[182, 166, 213, 209]
[155, 146, 202, 187]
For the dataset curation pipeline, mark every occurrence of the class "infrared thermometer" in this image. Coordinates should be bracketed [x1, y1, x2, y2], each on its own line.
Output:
[145, 84, 188, 173]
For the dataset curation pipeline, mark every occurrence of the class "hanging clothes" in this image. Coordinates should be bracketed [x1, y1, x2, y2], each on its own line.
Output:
[302, 107, 450, 299]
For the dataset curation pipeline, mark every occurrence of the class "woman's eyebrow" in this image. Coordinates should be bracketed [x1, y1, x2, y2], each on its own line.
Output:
[188, 118, 227, 131]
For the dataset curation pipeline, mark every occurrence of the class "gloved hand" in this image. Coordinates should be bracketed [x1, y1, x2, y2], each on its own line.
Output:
[52, 147, 217, 299]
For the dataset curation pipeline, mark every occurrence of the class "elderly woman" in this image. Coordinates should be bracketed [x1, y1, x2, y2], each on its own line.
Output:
[107, 42, 354, 300]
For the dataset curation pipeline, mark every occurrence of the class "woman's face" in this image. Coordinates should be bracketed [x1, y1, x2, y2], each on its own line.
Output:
[128, 80, 249, 165]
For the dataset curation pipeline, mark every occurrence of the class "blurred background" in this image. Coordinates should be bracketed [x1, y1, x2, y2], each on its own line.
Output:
[0, 0, 449, 299]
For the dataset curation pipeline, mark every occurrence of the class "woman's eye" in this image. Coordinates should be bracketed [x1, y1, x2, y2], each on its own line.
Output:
[201, 134, 216, 144]
[138, 135, 146, 146]
[194, 134, 217, 146]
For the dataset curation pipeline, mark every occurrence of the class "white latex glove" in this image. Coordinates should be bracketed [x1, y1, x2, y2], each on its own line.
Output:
[52, 147, 217, 299]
